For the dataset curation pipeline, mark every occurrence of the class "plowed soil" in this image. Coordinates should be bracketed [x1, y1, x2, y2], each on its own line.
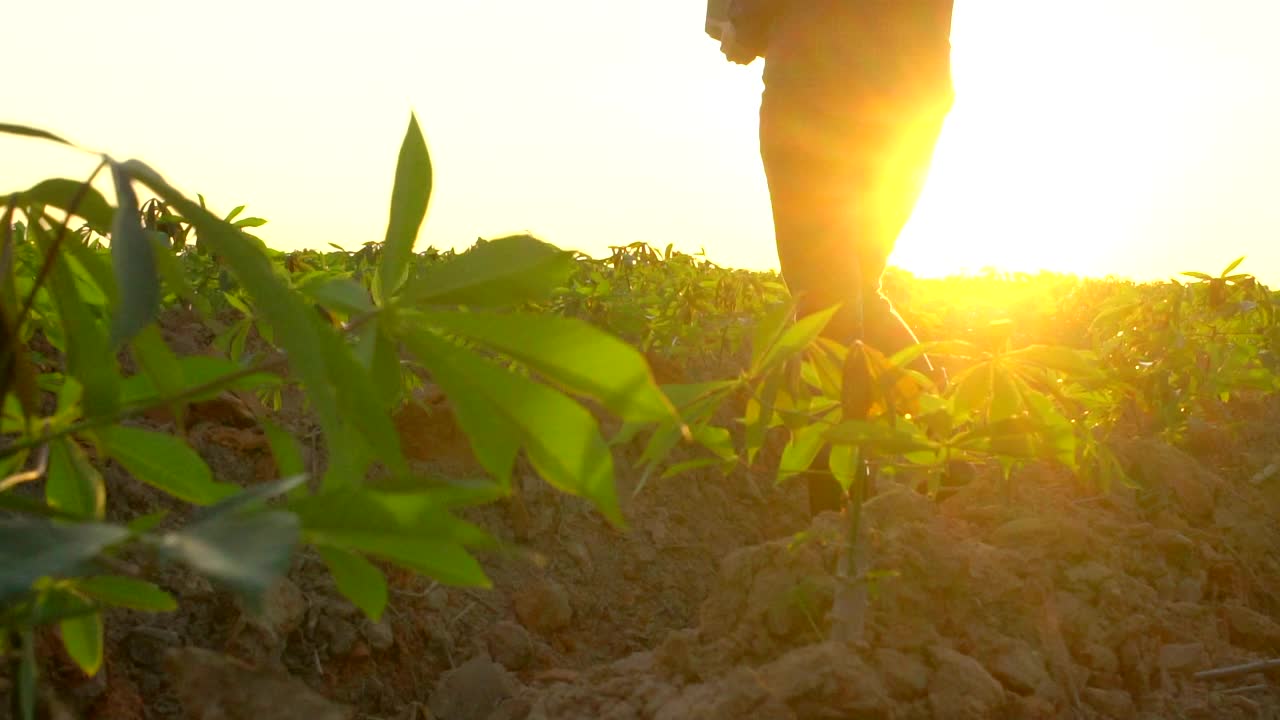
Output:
[7, 311, 1280, 720]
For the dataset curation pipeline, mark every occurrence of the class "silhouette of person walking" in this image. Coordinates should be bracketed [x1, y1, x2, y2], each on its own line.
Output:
[721, 0, 953, 353]
[718, 0, 956, 513]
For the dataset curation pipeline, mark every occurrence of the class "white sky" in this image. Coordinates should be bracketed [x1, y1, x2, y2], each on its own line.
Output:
[4, 1, 1278, 283]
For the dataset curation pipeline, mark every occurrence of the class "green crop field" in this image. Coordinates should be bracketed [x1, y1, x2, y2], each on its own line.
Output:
[3, 118, 1279, 719]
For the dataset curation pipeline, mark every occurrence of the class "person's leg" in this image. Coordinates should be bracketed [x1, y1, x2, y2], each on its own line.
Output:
[759, 94, 950, 516]
[761, 98, 947, 356]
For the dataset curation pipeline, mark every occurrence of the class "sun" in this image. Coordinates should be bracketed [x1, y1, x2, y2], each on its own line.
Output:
[891, 3, 1184, 280]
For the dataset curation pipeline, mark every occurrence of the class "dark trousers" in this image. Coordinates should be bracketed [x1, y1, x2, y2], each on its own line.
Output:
[760, 92, 950, 351]
[758, 88, 952, 514]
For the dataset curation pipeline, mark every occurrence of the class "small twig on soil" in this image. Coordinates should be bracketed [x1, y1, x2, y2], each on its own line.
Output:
[450, 601, 478, 626]
[1219, 684, 1272, 696]
[1194, 658, 1280, 682]
[1071, 494, 1109, 507]
[0, 444, 49, 492]
[391, 580, 440, 599]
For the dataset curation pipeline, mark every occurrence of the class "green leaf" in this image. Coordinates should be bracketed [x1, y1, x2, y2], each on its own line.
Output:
[107, 162, 160, 347]
[825, 420, 938, 456]
[158, 510, 300, 614]
[193, 475, 308, 524]
[35, 224, 120, 418]
[1005, 345, 1105, 380]
[889, 340, 984, 368]
[18, 629, 36, 720]
[402, 328, 622, 526]
[123, 160, 350, 482]
[411, 310, 677, 424]
[0, 519, 129, 603]
[1180, 271, 1214, 281]
[318, 545, 388, 621]
[375, 113, 433, 303]
[120, 355, 280, 407]
[131, 324, 185, 411]
[750, 298, 798, 370]
[20, 178, 113, 234]
[951, 363, 994, 419]
[659, 458, 725, 479]
[0, 122, 74, 145]
[297, 487, 491, 587]
[314, 323, 410, 484]
[778, 422, 827, 483]
[60, 610, 105, 675]
[745, 371, 782, 466]
[827, 444, 861, 492]
[989, 364, 1025, 420]
[756, 304, 841, 376]
[149, 232, 202, 309]
[78, 575, 177, 611]
[1220, 256, 1245, 277]
[46, 438, 105, 520]
[262, 421, 306, 478]
[96, 426, 238, 505]
[298, 276, 375, 315]
[400, 234, 576, 308]
[348, 536, 489, 587]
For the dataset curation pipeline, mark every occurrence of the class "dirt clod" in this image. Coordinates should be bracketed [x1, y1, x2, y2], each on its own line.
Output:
[487, 621, 535, 671]
[165, 646, 352, 720]
[428, 656, 520, 720]
[927, 646, 1007, 720]
[514, 579, 574, 635]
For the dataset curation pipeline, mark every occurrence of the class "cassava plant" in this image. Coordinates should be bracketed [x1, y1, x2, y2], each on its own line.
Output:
[0, 116, 681, 718]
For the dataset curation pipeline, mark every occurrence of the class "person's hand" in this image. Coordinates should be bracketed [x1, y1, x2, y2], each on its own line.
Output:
[719, 22, 756, 65]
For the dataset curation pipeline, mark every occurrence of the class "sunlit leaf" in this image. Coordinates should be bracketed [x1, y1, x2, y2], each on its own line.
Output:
[297, 487, 491, 587]
[828, 444, 861, 492]
[400, 234, 576, 307]
[410, 310, 677, 425]
[402, 328, 622, 526]
[778, 422, 827, 484]
[59, 611, 104, 675]
[889, 339, 983, 368]
[375, 113, 433, 303]
[950, 363, 994, 419]
[825, 419, 938, 456]
[745, 371, 781, 466]
[750, 298, 798, 370]
[989, 364, 1025, 420]
[1220, 256, 1245, 277]
[757, 304, 840, 376]
[842, 341, 920, 421]
[0, 122, 74, 145]
[1005, 345, 1105, 380]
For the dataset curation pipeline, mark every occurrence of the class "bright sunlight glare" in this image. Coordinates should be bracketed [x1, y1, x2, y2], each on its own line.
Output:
[897, 2, 1280, 281]
[2, 1, 1278, 283]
